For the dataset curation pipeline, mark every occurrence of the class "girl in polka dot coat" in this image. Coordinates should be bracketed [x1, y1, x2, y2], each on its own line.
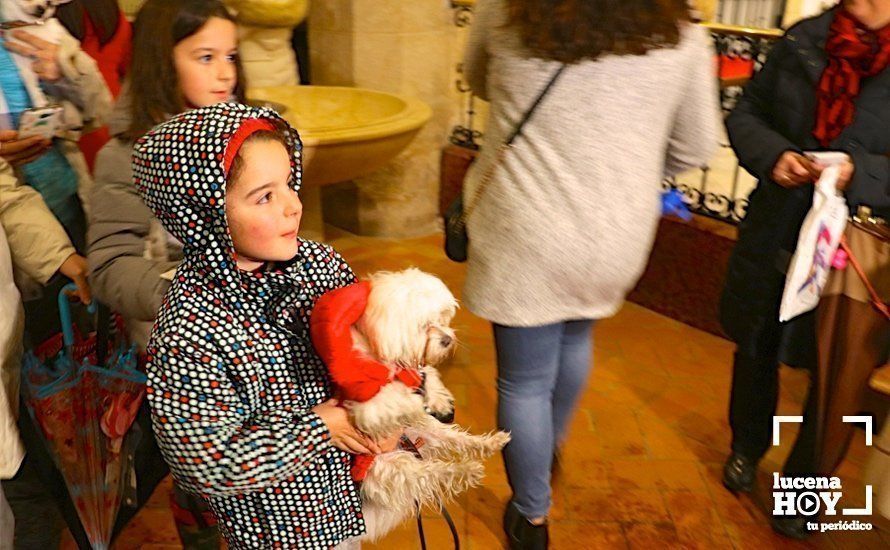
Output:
[133, 103, 367, 548]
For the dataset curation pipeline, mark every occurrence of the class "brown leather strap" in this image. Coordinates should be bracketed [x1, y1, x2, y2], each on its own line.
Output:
[840, 234, 890, 320]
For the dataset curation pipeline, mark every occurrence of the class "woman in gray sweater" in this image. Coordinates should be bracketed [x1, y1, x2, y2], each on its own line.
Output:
[461, 1, 720, 547]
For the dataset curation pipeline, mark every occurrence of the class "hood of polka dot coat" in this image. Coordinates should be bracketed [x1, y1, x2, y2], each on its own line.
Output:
[133, 103, 365, 548]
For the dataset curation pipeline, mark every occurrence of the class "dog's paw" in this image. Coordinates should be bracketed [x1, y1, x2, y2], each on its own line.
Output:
[420, 366, 455, 418]
[349, 382, 426, 437]
[484, 430, 511, 454]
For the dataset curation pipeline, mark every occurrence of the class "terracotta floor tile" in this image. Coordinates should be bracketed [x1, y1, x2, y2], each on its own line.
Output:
[562, 488, 671, 523]
[723, 520, 823, 550]
[554, 455, 612, 490]
[608, 460, 709, 493]
[623, 522, 688, 549]
[699, 462, 766, 527]
[589, 408, 648, 459]
[549, 521, 628, 549]
[662, 489, 728, 544]
[464, 484, 510, 549]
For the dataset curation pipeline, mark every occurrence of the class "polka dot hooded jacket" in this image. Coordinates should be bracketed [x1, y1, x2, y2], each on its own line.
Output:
[133, 103, 365, 548]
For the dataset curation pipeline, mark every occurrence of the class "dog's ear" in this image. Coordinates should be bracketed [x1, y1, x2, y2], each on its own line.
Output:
[358, 285, 419, 363]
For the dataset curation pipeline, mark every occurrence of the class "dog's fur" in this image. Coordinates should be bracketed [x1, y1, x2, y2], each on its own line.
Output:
[344, 269, 510, 541]
[3, 0, 71, 27]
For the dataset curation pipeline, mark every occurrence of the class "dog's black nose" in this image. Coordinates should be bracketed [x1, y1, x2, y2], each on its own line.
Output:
[431, 409, 455, 424]
[440, 335, 452, 348]
[34, 5, 47, 17]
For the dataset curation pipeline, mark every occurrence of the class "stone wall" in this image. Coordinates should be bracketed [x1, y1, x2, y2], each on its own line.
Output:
[309, 0, 461, 237]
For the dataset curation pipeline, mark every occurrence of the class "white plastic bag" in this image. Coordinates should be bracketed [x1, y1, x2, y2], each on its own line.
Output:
[779, 164, 848, 322]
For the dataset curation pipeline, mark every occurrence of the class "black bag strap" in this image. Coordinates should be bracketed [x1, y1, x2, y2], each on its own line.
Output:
[505, 64, 567, 146]
[460, 64, 566, 224]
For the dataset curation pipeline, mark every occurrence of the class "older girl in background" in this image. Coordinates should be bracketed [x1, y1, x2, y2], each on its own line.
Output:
[87, 0, 244, 546]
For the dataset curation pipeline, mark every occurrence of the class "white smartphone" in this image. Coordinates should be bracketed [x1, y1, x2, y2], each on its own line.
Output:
[18, 106, 63, 140]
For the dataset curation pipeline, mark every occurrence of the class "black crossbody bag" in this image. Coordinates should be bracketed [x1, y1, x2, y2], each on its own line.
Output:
[443, 65, 566, 262]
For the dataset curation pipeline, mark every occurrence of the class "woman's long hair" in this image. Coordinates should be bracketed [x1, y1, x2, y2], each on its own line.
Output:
[56, 0, 121, 46]
[123, 0, 246, 140]
[506, 0, 691, 63]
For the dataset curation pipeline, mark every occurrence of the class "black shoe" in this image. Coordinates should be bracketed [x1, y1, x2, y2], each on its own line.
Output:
[503, 501, 549, 550]
[770, 515, 812, 540]
[722, 453, 757, 493]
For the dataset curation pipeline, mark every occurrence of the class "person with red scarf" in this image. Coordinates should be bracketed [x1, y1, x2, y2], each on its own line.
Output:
[720, 0, 890, 540]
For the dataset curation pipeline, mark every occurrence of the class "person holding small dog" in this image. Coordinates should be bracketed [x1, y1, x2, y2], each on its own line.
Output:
[135, 102, 400, 549]
[461, 1, 720, 547]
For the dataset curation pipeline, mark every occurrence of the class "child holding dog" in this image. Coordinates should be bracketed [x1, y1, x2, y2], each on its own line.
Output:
[135, 102, 390, 549]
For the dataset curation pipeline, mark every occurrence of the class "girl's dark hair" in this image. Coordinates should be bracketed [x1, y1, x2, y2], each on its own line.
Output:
[124, 0, 246, 140]
[506, 0, 691, 63]
[56, 0, 121, 46]
[227, 121, 296, 188]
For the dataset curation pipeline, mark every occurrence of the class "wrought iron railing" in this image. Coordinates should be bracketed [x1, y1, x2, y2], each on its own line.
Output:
[716, 0, 787, 29]
[447, 2, 783, 225]
[669, 22, 781, 223]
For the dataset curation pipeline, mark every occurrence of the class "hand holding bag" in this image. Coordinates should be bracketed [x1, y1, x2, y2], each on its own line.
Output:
[779, 164, 849, 321]
[444, 65, 566, 262]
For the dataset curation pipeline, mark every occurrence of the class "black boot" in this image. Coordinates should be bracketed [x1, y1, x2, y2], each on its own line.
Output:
[722, 453, 757, 493]
[503, 501, 548, 550]
[770, 515, 812, 540]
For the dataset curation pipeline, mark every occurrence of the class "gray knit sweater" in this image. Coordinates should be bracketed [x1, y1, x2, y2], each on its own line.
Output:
[461, 0, 721, 326]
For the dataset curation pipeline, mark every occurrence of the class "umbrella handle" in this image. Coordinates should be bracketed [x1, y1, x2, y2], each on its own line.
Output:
[58, 283, 98, 349]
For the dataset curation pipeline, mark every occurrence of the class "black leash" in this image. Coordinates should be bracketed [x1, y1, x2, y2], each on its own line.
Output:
[401, 436, 460, 550]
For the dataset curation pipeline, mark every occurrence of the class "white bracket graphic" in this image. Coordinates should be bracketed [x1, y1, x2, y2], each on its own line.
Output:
[772, 416, 803, 446]
[773, 415, 873, 447]
[842, 416, 873, 447]
[843, 485, 873, 516]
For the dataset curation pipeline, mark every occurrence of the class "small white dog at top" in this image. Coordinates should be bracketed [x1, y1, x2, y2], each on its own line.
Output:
[312, 268, 510, 541]
[1, 1, 74, 117]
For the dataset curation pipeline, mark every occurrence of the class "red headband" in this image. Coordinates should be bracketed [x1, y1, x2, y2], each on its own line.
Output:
[223, 118, 276, 176]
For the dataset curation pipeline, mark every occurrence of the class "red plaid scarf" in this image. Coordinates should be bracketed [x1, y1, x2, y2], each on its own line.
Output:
[814, 8, 890, 146]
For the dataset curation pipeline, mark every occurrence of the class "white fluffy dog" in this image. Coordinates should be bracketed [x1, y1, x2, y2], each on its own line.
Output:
[311, 269, 510, 541]
[1, 1, 74, 113]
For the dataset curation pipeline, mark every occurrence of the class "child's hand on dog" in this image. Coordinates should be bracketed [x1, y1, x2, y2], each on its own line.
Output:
[374, 430, 404, 453]
[313, 399, 382, 455]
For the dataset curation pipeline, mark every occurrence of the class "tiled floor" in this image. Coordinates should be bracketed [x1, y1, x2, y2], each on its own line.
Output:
[66, 228, 888, 549]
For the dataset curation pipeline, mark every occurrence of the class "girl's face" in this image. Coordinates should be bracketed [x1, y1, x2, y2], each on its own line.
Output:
[226, 139, 302, 272]
[173, 17, 238, 109]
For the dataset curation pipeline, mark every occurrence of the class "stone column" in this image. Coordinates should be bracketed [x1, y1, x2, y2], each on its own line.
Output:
[308, 0, 460, 237]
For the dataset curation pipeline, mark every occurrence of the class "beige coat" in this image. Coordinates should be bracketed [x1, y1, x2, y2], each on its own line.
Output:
[2, 26, 112, 301]
[0, 30, 110, 477]
[0, 158, 75, 478]
[0, 215, 25, 479]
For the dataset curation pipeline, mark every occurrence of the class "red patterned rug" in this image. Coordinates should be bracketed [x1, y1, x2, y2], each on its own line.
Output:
[628, 216, 737, 339]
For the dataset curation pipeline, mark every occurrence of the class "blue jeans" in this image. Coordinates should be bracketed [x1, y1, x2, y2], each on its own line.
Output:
[493, 320, 595, 519]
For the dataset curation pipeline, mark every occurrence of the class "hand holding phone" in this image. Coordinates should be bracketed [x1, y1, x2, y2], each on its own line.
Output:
[17, 106, 62, 140]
